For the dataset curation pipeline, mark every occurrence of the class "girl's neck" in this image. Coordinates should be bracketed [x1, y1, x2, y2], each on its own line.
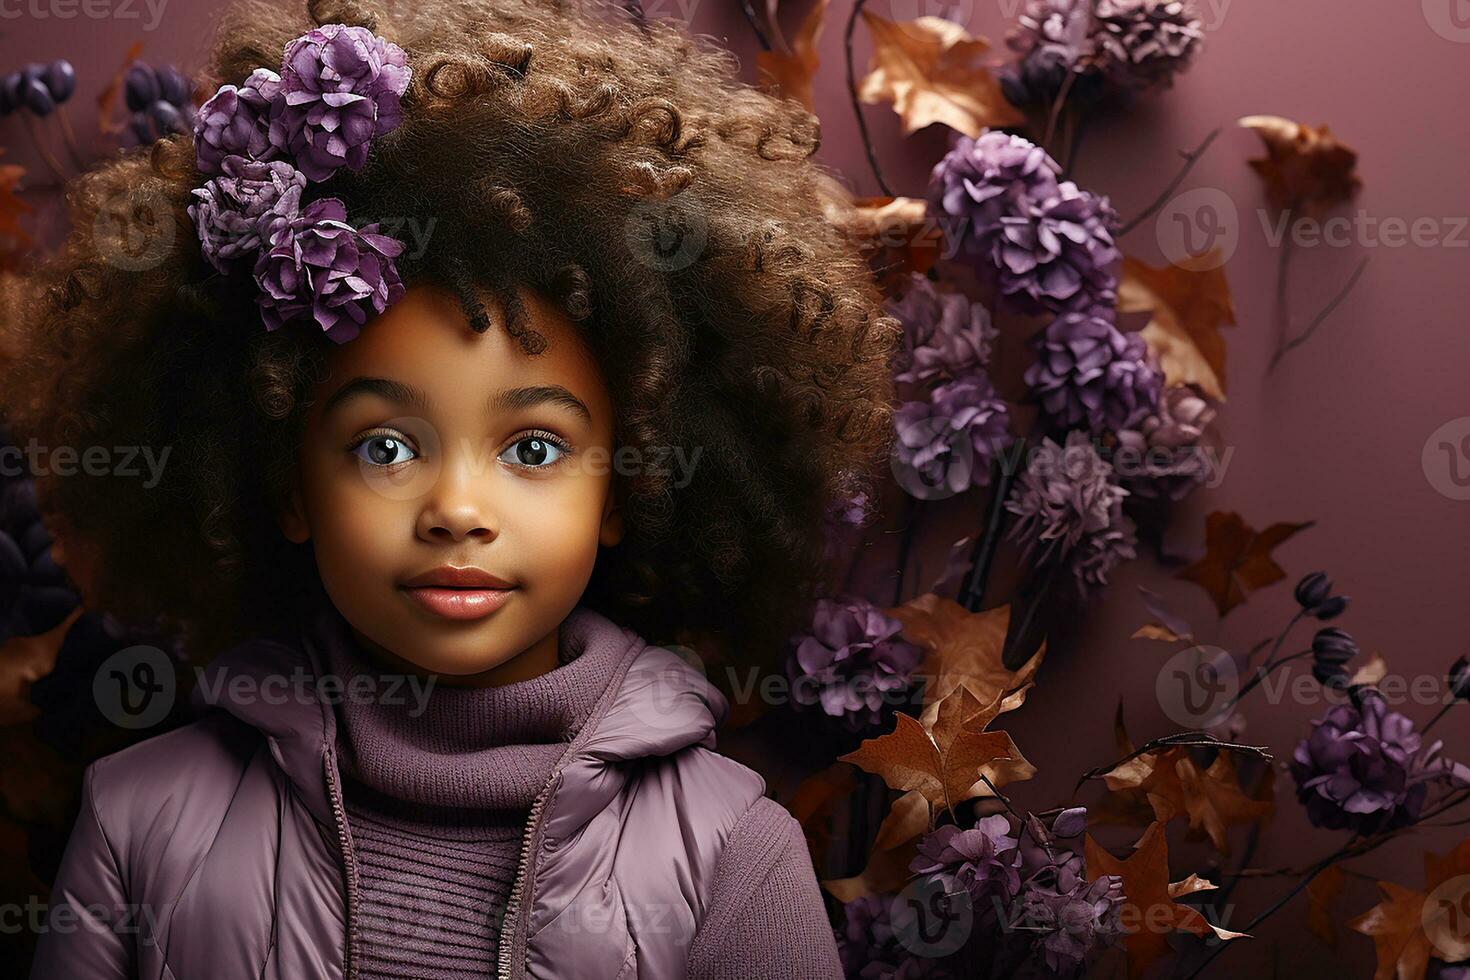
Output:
[346, 622, 563, 689]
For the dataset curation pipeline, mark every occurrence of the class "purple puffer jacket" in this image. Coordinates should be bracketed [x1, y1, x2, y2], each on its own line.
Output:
[31, 609, 841, 979]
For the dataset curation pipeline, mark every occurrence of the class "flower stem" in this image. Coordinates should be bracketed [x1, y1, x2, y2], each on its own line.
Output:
[1118, 127, 1222, 237]
[959, 439, 1028, 612]
[844, 0, 894, 197]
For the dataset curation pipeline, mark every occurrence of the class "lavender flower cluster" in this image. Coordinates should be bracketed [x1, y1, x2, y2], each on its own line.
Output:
[837, 809, 1124, 978]
[887, 273, 1014, 498]
[187, 24, 412, 342]
[786, 597, 925, 731]
[1002, 0, 1205, 108]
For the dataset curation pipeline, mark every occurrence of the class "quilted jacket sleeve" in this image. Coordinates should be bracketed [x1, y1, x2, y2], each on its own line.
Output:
[30, 763, 136, 980]
[685, 795, 843, 980]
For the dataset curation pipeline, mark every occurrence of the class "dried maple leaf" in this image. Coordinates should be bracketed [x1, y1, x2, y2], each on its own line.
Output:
[1177, 511, 1313, 616]
[839, 685, 1027, 812]
[1350, 837, 1470, 980]
[1239, 115, 1361, 215]
[857, 12, 1023, 137]
[887, 595, 1045, 732]
[1096, 707, 1273, 854]
[1351, 651, 1389, 687]
[840, 195, 943, 292]
[820, 789, 931, 903]
[1307, 863, 1345, 948]
[1085, 822, 1247, 978]
[1118, 255, 1236, 401]
[756, 0, 828, 111]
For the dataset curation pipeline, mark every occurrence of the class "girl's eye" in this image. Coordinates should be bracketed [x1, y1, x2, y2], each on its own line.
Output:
[499, 435, 566, 469]
[352, 434, 417, 467]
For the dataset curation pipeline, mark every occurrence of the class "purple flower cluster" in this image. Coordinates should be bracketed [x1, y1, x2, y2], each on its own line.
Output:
[1025, 312, 1162, 433]
[1003, 0, 1203, 106]
[187, 25, 411, 341]
[1005, 431, 1136, 597]
[896, 809, 1124, 976]
[786, 598, 925, 731]
[888, 273, 998, 386]
[1116, 384, 1217, 500]
[0, 60, 75, 117]
[835, 895, 956, 979]
[1290, 689, 1454, 835]
[893, 375, 1014, 498]
[928, 131, 1120, 318]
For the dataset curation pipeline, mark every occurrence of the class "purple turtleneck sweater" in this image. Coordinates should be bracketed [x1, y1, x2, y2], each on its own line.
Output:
[316, 609, 844, 980]
[321, 615, 625, 979]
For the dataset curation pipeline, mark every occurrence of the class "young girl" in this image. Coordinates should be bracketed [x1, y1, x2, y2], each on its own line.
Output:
[9, 0, 898, 977]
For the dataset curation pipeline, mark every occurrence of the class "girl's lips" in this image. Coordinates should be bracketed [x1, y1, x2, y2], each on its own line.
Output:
[400, 586, 515, 621]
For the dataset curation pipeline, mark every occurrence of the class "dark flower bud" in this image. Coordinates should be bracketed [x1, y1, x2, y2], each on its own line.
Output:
[1449, 657, 1470, 702]
[1312, 660, 1350, 691]
[22, 77, 54, 117]
[1311, 627, 1358, 665]
[124, 62, 159, 113]
[156, 65, 191, 108]
[1312, 595, 1350, 620]
[43, 60, 75, 104]
[148, 100, 185, 136]
[1051, 806, 1088, 838]
[0, 72, 19, 116]
[1295, 571, 1332, 610]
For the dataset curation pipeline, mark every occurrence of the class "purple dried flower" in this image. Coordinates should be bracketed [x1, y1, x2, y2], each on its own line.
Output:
[1012, 841, 1125, 975]
[188, 156, 306, 272]
[253, 197, 406, 343]
[893, 374, 1013, 498]
[1006, 431, 1132, 588]
[123, 62, 160, 113]
[787, 598, 924, 731]
[1450, 657, 1470, 703]
[193, 68, 283, 176]
[887, 273, 998, 385]
[1290, 690, 1442, 835]
[911, 816, 1023, 912]
[1002, 0, 1107, 108]
[1093, 0, 1205, 93]
[835, 895, 956, 979]
[269, 25, 412, 181]
[1026, 313, 1161, 433]
[928, 131, 1120, 317]
[43, 60, 75, 104]
[1115, 385, 1217, 500]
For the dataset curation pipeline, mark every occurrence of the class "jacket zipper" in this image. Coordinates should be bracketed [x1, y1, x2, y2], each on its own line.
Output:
[497, 763, 563, 980]
[323, 746, 362, 980]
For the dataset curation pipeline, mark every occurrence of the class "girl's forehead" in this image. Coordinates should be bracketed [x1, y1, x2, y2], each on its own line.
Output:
[315, 282, 612, 418]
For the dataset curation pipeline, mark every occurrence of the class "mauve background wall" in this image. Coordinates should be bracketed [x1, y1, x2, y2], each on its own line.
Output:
[4, 0, 1469, 976]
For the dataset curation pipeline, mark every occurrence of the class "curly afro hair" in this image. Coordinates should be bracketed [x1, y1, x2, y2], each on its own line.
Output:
[2, 0, 899, 662]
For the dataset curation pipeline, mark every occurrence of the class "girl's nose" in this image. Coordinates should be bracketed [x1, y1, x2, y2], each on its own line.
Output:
[415, 460, 498, 543]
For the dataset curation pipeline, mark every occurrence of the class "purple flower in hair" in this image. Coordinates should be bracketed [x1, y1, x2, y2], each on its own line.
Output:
[893, 373, 1013, 498]
[188, 156, 306, 272]
[193, 68, 282, 175]
[269, 25, 411, 181]
[253, 197, 406, 343]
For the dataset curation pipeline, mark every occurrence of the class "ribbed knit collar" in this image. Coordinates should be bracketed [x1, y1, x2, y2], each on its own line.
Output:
[311, 604, 626, 814]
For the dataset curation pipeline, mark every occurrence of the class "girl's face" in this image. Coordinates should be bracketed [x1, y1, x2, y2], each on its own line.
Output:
[278, 283, 622, 685]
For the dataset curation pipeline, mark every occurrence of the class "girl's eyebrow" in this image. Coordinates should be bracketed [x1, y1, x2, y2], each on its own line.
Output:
[323, 376, 430, 414]
[490, 384, 592, 422]
[323, 378, 592, 422]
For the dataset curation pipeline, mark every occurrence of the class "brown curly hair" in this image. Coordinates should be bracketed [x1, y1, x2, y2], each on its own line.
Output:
[2, 0, 898, 661]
